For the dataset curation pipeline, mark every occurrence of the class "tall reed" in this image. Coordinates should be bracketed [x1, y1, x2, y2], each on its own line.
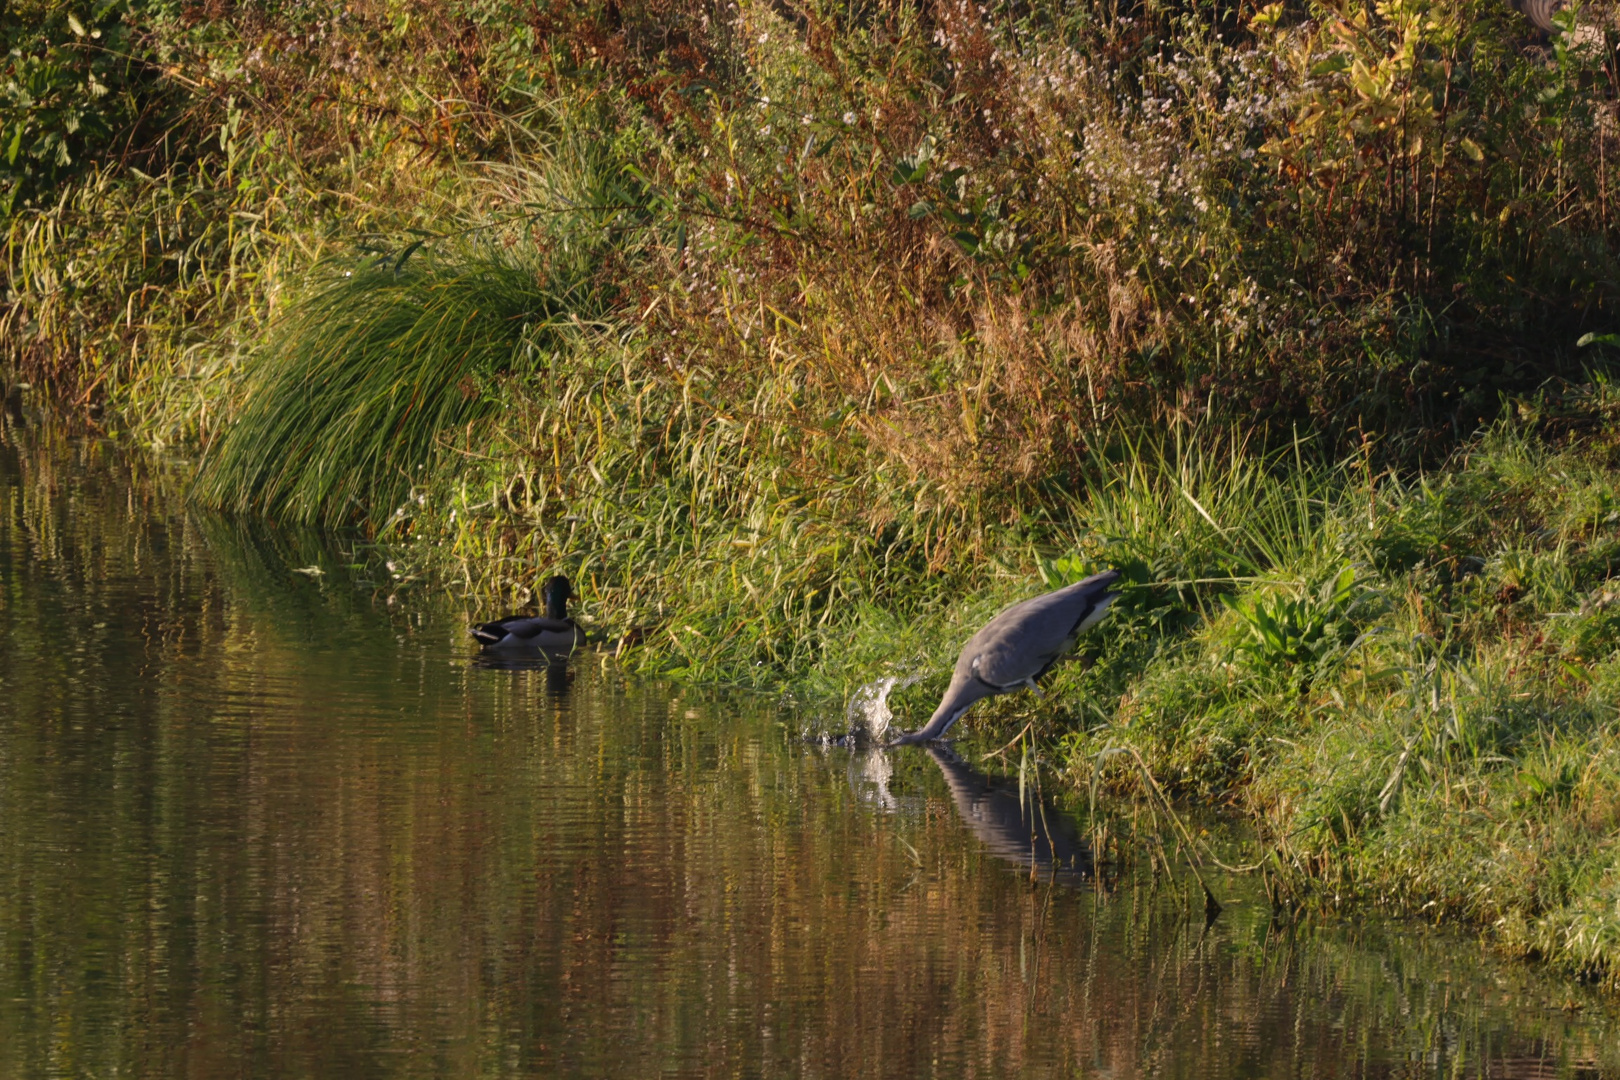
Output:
[192, 249, 562, 526]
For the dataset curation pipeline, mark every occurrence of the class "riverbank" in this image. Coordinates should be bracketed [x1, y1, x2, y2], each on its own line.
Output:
[400, 378, 1620, 985]
[6, 0, 1620, 986]
[9, 404, 1618, 1076]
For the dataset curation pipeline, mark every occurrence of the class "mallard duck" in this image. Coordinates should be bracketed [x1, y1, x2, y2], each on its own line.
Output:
[890, 569, 1121, 745]
[471, 575, 588, 651]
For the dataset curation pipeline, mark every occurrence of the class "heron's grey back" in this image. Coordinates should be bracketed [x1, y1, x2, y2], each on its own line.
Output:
[968, 571, 1120, 687]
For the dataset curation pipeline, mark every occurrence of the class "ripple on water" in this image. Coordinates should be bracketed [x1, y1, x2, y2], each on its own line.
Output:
[1, 420, 1617, 1079]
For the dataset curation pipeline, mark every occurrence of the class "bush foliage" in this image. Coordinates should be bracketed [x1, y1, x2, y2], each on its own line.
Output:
[6, 0, 1620, 988]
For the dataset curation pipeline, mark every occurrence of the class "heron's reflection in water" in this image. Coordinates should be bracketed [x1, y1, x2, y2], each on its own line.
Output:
[926, 745, 1093, 885]
[470, 646, 577, 697]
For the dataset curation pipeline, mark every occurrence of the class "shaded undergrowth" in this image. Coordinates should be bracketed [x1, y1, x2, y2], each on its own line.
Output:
[5, 0, 1620, 993]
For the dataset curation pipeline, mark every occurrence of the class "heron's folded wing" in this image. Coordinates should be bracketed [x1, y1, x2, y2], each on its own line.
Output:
[970, 582, 1114, 687]
[1514, 0, 1563, 33]
[969, 603, 1079, 686]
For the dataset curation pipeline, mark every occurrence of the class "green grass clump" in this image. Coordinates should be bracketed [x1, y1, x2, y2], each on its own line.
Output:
[188, 100, 643, 527]
[1222, 565, 1361, 674]
[192, 248, 559, 526]
[1037, 408, 1620, 985]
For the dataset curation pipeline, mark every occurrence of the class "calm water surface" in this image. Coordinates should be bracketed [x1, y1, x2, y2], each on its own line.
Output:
[2, 415, 1618, 1078]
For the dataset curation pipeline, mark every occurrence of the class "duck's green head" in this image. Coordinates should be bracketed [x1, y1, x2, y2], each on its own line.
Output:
[541, 575, 574, 618]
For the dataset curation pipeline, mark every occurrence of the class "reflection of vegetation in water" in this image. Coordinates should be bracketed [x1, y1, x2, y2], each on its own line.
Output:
[6, 0, 1620, 995]
[923, 746, 1092, 886]
[4, 424, 1620, 1077]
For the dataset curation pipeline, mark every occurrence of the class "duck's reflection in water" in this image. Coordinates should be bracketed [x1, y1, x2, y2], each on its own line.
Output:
[470, 646, 576, 696]
[926, 745, 1093, 885]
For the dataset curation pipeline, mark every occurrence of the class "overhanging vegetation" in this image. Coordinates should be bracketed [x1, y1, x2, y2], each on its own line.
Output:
[5, 0, 1620, 986]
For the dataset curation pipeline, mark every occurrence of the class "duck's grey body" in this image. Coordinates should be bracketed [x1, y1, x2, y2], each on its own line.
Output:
[471, 614, 587, 651]
[472, 575, 588, 652]
[890, 569, 1121, 746]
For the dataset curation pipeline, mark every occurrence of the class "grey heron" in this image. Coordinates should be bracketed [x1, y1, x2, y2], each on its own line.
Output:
[890, 569, 1121, 745]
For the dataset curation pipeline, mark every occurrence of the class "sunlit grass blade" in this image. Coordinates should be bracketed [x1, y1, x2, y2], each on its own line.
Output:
[192, 247, 564, 527]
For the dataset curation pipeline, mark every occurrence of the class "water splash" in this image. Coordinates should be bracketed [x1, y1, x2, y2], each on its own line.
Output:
[845, 672, 924, 744]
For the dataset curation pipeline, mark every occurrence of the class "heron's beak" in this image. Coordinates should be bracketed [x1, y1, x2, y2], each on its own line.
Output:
[888, 701, 972, 747]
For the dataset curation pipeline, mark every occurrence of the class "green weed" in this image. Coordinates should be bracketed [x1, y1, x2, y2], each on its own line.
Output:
[191, 247, 562, 526]
[1222, 565, 1360, 673]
